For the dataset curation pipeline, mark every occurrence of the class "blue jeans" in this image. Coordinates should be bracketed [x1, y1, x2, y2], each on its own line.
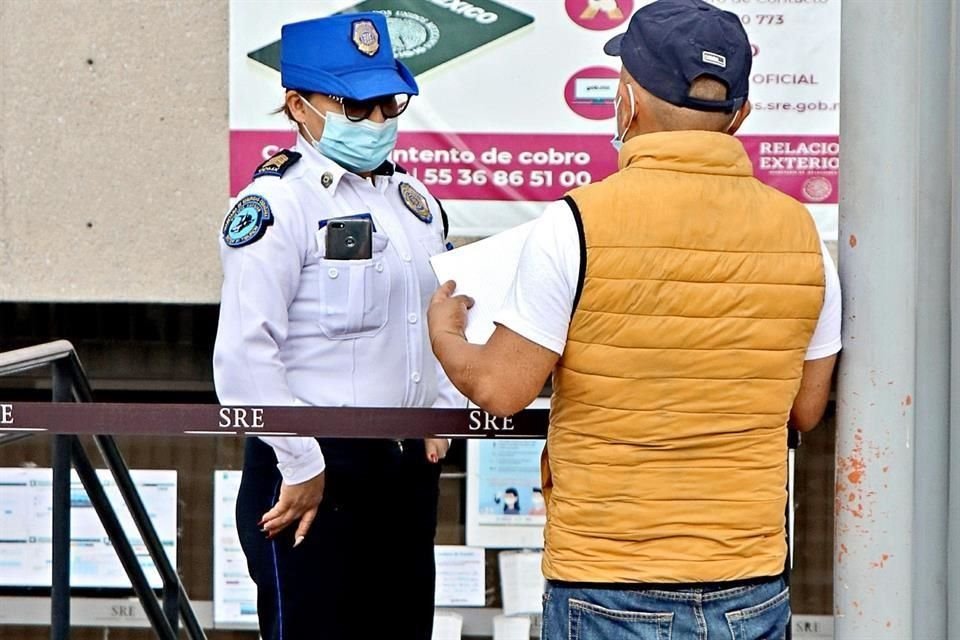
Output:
[541, 577, 790, 640]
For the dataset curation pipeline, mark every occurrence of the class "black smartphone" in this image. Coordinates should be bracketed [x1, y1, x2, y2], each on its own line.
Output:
[325, 219, 372, 260]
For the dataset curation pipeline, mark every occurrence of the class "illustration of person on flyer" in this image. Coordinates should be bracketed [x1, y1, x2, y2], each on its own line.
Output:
[494, 488, 522, 514]
[581, 0, 625, 20]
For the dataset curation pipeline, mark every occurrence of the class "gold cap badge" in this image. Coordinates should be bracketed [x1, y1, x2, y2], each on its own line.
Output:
[352, 20, 380, 57]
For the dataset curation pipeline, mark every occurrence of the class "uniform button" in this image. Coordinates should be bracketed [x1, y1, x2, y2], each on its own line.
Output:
[375, 263, 384, 273]
[401, 253, 412, 262]
[407, 313, 418, 324]
[328, 268, 339, 279]
[411, 372, 421, 383]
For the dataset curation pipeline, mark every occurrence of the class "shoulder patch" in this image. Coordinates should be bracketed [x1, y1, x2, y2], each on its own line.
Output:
[399, 182, 433, 224]
[253, 150, 301, 179]
[223, 195, 273, 248]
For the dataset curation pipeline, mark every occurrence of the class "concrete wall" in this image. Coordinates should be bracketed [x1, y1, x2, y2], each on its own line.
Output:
[0, 0, 228, 303]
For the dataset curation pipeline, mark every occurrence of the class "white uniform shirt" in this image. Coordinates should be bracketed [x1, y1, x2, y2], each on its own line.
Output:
[214, 136, 465, 484]
[495, 199, 842, 359]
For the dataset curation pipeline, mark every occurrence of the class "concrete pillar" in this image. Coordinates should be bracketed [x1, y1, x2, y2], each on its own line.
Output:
[911, 0, 954, 637]
[947, 0, 960, 635]
[835, 0, 920, 636]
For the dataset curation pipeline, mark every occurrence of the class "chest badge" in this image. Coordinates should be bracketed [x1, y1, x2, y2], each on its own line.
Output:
[399, 182, 433, 224]
[223, 194, 273, 248]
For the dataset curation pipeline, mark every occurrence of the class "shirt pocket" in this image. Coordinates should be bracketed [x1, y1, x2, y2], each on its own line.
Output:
[316, 231, 391, 339]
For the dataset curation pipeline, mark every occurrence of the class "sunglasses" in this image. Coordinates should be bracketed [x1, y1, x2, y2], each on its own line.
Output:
[327, 94, 411, 122]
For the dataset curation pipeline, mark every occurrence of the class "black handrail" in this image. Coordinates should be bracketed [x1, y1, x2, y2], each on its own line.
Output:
[0, 341, 206, 640]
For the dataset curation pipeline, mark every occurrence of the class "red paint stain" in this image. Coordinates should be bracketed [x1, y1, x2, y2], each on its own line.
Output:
[886, 622, 892, 628]
[870, 553, 891, 569]
[848, 492, 856, 502]
[848, 470, 863, 484]
[849, 234, 858, 247]
[883, 466, 889, 473]
[905, 395, 912, 406]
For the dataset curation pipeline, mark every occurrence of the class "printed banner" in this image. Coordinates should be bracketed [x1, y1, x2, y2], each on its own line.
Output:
[230, 0, 840, 239]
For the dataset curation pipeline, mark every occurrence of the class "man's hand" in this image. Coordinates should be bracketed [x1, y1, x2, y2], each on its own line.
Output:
[428, 280, 474, 350]
[425, 438, 450, 463]
[259, 472, 326, 546]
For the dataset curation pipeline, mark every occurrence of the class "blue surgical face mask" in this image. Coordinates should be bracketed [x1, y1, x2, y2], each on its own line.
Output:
[611, 83, 636, 153]
[298, 94, 398, 173]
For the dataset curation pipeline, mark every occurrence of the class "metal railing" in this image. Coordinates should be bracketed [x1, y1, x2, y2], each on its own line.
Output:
[0, 340, 206, 640]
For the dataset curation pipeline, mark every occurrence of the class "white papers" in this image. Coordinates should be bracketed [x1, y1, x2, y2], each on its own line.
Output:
[498, 551, 545, 617]
[430, 221, 535, 344]
[213, 470, 258, 625]
[494, 614, 532, 640]
[431, 612, 463, 640]
[434, 546, 485, 607]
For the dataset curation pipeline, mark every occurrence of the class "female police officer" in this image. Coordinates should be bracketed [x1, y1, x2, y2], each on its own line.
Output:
[213, 13, 462, 640]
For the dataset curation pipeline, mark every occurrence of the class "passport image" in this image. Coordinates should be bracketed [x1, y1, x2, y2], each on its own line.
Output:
[247, 0, 535, 78]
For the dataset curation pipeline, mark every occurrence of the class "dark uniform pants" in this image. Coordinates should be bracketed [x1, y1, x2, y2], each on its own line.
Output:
[237, 437, 441, 640]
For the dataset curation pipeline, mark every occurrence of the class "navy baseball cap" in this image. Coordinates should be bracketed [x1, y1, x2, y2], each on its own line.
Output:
[604, 0, 751, 113]
[280, 13, 419, 100]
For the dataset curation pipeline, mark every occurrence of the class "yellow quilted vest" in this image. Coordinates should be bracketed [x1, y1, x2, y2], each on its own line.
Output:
[543, 131, 825, 583]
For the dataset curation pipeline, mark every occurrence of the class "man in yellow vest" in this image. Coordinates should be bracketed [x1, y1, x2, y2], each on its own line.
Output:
[428, 0, 840, 637]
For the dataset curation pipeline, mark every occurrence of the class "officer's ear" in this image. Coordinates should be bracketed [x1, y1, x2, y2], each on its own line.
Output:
[285, 90, 308, 125]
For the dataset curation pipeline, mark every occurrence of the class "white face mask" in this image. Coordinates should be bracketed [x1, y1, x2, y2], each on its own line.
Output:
[611, 83, 636, 153]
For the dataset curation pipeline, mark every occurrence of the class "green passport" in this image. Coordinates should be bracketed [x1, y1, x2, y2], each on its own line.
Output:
[247, 0, 535, 78]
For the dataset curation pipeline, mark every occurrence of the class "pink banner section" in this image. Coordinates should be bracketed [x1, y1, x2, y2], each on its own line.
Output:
[231, 131, 839, 204]
[740, 135, 840, 205]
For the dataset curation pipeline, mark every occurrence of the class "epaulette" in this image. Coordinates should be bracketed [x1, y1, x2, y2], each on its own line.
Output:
[253, 149, 302, 179]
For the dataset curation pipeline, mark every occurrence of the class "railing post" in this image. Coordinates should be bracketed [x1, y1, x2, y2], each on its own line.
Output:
[94, 435, 203, 638]
[1, 342, 206, 639]
[50, 364, 73, 640]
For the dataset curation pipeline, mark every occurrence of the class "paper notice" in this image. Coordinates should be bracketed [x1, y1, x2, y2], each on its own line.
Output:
[498, 550, 545, 616]
[494, 614, 532, 640]
[431, 611, 464, 640]
[434, 545, 486, 607]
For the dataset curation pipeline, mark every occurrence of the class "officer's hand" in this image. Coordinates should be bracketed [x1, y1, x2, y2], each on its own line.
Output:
[425, 438, 450, 463]
[259, 472, 326, 545]
[428, 280, 475, 346]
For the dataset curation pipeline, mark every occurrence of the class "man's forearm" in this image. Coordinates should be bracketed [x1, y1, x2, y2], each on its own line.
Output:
[431, 331, 488, 403]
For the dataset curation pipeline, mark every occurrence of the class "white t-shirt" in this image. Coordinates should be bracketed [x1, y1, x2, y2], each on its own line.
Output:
[494, 199, 842, 359]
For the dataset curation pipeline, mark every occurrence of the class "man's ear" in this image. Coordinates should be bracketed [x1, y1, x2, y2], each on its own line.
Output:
[726, 100, 752, 135]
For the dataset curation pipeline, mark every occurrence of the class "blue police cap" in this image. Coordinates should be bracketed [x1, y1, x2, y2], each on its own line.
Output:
[280, 12, 419, 100]
[604, 0, 751, 113]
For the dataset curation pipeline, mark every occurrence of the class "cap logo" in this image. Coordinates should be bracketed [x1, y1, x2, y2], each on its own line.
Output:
[702, 51, 727, 68]
[352, 20, 380, 57]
